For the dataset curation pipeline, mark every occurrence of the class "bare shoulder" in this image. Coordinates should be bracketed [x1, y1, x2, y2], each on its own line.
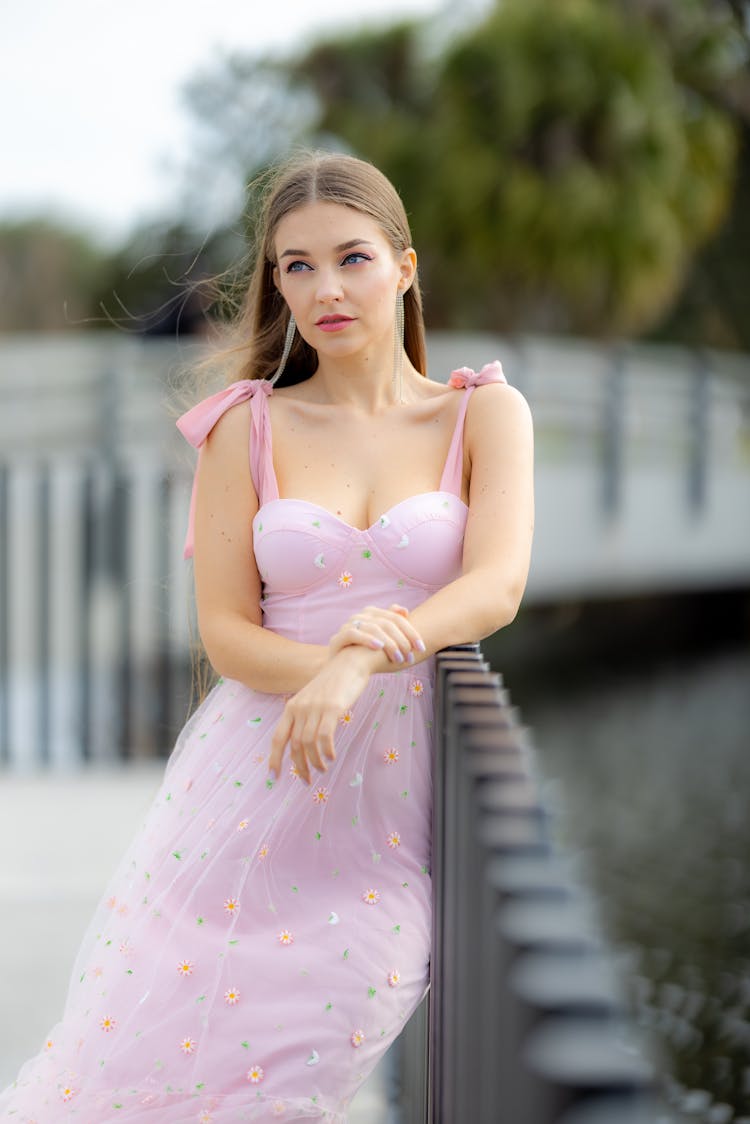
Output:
[203, 399, 252, 459]
[466, 382, 533, 441]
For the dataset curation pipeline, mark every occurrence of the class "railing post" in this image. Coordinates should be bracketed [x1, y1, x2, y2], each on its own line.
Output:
[427, 648, 656, 1123]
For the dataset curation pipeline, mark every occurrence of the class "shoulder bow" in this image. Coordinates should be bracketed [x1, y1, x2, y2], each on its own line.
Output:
[176, 378, 272, 450]
[448, 361, 507, 389]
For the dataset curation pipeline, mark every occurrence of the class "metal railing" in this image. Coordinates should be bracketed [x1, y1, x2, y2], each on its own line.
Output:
[397, 646, 657, 1123]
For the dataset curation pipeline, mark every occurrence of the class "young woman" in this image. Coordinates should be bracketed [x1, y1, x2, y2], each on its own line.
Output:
[1, 152, 533, 1122]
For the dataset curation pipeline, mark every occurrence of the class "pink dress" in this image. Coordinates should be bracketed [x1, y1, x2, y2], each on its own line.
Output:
[1, 364, 506, 1123]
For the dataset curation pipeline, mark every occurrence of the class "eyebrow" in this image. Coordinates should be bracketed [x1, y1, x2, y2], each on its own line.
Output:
[279, 239, 376, 259]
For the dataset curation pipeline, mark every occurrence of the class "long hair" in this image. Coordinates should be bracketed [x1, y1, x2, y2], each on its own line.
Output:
[220, 152, 427, 386]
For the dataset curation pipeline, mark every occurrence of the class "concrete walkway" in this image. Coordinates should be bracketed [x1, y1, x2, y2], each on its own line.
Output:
[0, 764, 393, 1118]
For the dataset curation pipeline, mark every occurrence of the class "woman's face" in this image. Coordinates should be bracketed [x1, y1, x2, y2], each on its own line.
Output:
[273, 200, 415, 361]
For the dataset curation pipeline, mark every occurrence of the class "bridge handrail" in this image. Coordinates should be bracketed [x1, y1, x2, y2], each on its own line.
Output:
[397, 646, 657, 1123]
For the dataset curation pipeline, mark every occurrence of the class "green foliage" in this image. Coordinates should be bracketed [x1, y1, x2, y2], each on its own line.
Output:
[416, 0, 738, 334]
[0, 218, 107, 332]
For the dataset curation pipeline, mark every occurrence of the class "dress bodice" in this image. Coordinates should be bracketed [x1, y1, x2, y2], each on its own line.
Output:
[177, 363, 507, 645]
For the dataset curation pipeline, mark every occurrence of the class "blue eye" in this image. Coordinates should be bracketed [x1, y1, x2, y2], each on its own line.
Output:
[285, 260, 311, 273]
[342, 252, 371, 266]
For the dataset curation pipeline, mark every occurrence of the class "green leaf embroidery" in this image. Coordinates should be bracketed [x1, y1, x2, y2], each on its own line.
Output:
[361, 549, 372, 559]
[249, 717, 262, 724]
[343, 948, 350, 959]
[401, 790, 409, 799]
[392, 924, 401, 934]
[172, 851, 182, 860]
[325, 1001, 333, 1011]
[196, 916, 205, 926]
[368, 987, 377, 999]
[234, 780, 243, 788]
[315, 831, 322, 840]
[266, 778, 275, 790]
[241, 1040, 250, 1049]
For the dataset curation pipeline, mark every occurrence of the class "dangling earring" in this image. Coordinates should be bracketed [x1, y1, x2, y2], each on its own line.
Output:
[393, 289, 405, 404]
[269, 312, 296, 386]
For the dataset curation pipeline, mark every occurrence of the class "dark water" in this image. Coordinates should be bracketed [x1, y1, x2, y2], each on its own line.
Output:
[496, 612, 750, 1120]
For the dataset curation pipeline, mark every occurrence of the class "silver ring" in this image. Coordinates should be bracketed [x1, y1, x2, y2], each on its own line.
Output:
[353, 619, 362, 630]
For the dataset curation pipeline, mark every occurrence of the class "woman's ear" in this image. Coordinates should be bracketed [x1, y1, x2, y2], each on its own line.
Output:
[272, 264, 281, 292]
[399, 247, 417, 291]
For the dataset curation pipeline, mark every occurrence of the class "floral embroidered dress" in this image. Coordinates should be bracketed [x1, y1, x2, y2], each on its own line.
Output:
[0, 363, 506, 1123]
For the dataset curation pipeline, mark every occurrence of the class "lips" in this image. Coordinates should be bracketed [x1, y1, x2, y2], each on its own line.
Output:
[315, 314, 355, 333]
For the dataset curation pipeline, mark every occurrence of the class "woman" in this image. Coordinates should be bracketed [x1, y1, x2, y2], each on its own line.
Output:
[0, 152, 533, 1122]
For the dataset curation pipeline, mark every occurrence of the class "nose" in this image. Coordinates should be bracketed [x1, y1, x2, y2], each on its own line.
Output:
[315, 267, 344, 303]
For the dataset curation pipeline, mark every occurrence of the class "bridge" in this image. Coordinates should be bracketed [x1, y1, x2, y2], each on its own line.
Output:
[0, 331, 748, 768]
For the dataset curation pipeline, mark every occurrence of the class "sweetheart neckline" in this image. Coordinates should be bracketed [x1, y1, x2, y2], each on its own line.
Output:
[254, 491, 469, 535]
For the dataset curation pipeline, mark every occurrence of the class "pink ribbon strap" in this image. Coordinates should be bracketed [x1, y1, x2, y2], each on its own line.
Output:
[176, 379, 273, 559]
[448, 360, 507, 389]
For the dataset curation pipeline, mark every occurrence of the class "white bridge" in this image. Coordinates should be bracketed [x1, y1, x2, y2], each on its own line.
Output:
[1, 332, 749, 767]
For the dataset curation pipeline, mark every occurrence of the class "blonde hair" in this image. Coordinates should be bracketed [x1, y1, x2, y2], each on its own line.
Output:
[218, 151, 427, 386]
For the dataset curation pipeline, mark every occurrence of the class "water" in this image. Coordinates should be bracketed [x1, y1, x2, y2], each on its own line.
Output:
[508, 641, 750, 1118]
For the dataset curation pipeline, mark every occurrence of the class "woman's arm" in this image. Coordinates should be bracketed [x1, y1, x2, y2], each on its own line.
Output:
[409, 380, 534, 648]
[192, 401, 329, 694]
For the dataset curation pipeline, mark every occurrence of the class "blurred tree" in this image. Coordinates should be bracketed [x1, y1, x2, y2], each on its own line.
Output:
[618, 0, 750, 349]
[180, 0, 743, 339]
[91, 218, 246, 336]
[0, 219, 106, 332]
[417, 0, 739, 335]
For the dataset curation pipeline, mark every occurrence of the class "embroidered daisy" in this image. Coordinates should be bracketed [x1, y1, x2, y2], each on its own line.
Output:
[92, 965, 104, 978]
[258, 843, 270, 860]
[237, 819, 249, 832]
[312, 786, 329, 804]
[198, 1112, 214, 1123]
[387, 970, 401, 988]
[362, 889, 380, 906]
[272, 1102, 286, 1117]
[117, 902, 129, 917]
[339, 710, 353, 726]
[180, 1037, 197, 1055]
[278, 929, 294, 946]
[100, 1015, 116, 1032]
[387, 832, 401, 849]
[60, 1084, 76, 1102]
[106, 895, 117, 910]
[289, 762, 300, 780]
[338, 571, 353, 589]
[383, 747, 400, 765]
[350, 1029, 366, 1048]
[409, 680, 424, 697]
[119, 939, 134, 957]
[223, 897, 240, 916]
[45, 1038, 54, 1050]
[177, 960, 195, 978]
[224, 986, 241, 1006]
[247, 1064, 264, 1084]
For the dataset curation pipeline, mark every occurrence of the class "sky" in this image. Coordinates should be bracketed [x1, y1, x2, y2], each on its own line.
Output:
[1, 0, 468, 245]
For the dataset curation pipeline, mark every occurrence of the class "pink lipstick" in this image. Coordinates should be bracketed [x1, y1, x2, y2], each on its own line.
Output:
[316, 315, 354, 333]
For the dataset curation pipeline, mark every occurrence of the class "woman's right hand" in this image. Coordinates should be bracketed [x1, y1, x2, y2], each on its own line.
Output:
[328, 603, 426, 666]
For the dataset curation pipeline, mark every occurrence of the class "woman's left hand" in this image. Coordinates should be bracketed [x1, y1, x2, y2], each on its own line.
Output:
[268, 646, 376, 784]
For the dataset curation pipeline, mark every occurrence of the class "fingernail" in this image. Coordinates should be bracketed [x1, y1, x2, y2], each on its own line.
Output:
[371, 639, 385, 649]
[407, 651, 415, 664]
[393, 651, 404, 664]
